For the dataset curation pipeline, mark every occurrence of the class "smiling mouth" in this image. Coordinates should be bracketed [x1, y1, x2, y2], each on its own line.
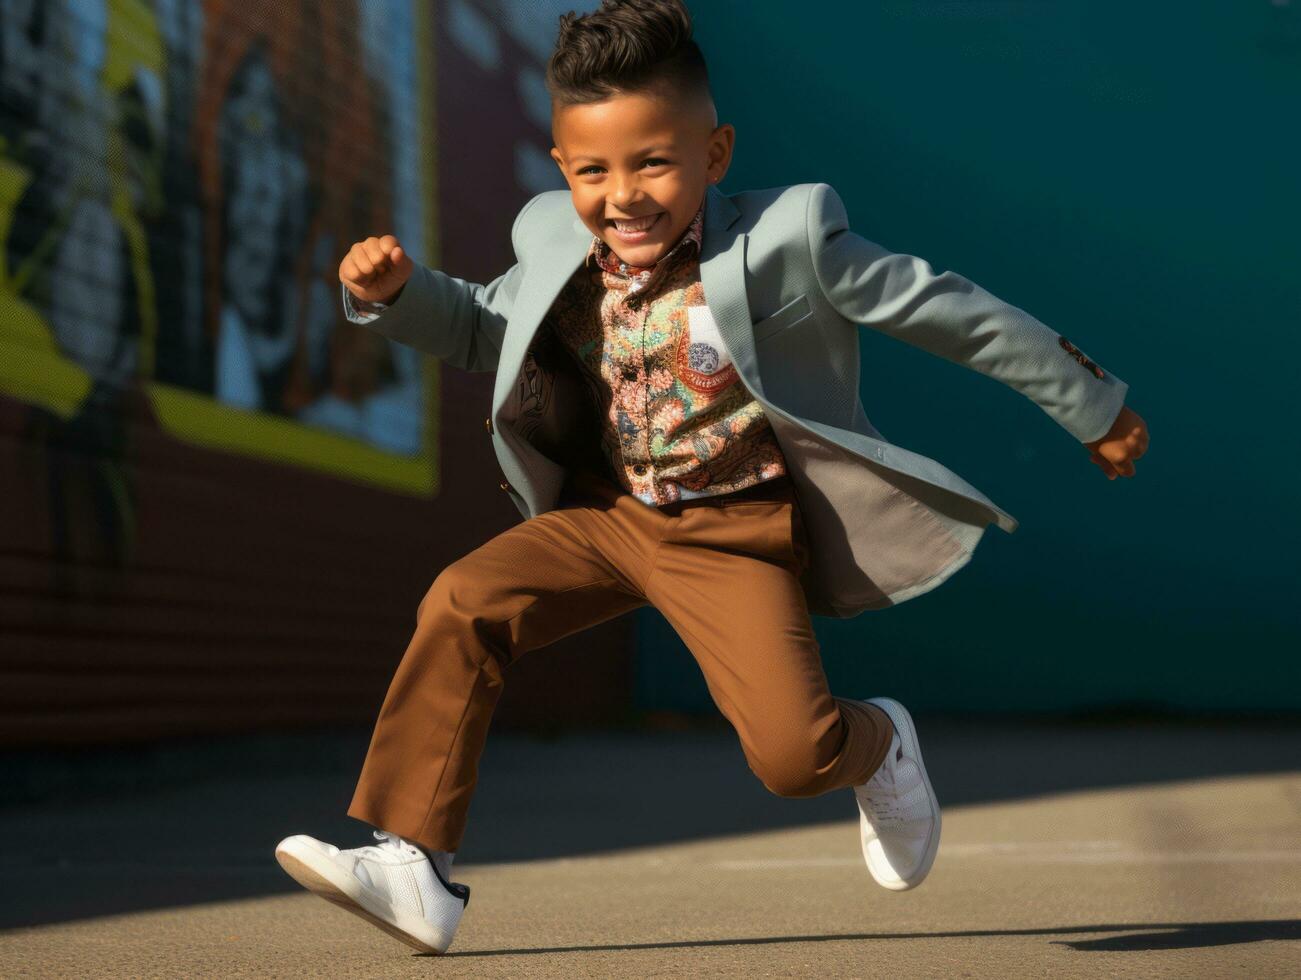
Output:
[608, 213, 664, 231]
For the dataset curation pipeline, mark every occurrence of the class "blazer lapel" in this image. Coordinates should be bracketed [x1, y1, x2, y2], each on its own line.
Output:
[698, 184, 767, 399]
[491, 222, 590, 422]
[492, 184, 761, 420]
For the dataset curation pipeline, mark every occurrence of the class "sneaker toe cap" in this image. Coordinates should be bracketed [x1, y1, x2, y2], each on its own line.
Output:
[276, 834, 340, 860]
[864, 833, 928, 886]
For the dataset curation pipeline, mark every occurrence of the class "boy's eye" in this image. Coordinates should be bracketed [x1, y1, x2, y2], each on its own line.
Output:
[578, 158, 669, 175]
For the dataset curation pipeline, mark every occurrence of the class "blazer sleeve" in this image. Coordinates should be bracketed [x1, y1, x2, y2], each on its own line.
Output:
[806, 182, 1129, 445]
[337, 192, 544, 373]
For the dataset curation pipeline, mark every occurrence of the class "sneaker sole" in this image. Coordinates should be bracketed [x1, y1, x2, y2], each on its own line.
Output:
[274, 836, 456, 954]
[862, 697, 942, 891]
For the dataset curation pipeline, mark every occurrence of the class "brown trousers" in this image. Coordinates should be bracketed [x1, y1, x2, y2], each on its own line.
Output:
[347, 466, 894, 853]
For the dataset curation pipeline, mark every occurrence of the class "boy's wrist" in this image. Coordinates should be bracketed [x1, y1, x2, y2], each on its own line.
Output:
[343, 283, 405, 319]
[374, 282, 406, 306]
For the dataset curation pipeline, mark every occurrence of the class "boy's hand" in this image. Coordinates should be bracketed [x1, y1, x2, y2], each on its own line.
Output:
[1084, 405, 1149, 480]
[339, 234, 413, 305]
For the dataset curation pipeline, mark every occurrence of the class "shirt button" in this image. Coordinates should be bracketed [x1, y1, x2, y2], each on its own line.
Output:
[632, 464, 647, 475]
[484, 416, 493, 434]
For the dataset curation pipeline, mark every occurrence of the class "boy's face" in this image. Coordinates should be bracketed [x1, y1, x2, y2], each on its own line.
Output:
[550, 89, 733, 268]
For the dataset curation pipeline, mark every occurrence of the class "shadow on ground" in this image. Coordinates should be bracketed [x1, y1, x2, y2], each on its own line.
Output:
[428, 919, 1301, 958]
[2, 714, 1298, 930]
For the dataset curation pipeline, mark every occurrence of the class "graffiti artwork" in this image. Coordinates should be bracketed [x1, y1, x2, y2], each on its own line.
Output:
[0, 0, 437, 522]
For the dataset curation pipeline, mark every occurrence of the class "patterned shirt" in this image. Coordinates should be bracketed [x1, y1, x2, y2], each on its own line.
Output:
[342, 199, 790, 507]
[533, 202, 788, 506]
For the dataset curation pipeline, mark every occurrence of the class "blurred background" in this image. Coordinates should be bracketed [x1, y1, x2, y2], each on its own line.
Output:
[1, 0, 1298, 958]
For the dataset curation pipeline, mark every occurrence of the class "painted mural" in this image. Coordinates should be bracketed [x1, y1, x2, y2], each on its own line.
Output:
[0, 0, 635, 747]
[0, 0, 435, 531]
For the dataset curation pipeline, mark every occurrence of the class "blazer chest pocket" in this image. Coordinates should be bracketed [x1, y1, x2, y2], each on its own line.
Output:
[752, 292, 812, 343]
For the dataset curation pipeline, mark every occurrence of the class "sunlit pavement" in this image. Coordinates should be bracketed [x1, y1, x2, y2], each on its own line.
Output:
[2, 723, 1298, 978]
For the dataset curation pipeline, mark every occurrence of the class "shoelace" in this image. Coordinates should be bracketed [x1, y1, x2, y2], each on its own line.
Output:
[356, 831, 464, 903]
[355, 829, 420, 862]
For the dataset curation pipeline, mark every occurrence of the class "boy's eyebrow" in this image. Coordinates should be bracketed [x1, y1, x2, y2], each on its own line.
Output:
[570, 144, 676, 163]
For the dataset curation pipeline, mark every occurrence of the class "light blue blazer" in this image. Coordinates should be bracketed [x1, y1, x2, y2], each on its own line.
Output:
[342, 182, 1129, 617]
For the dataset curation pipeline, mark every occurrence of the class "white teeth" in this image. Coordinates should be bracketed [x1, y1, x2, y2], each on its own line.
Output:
[613, 214, 659, 232]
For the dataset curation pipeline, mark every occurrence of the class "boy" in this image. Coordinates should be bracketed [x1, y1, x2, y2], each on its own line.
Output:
[275, 0, 1148, 955]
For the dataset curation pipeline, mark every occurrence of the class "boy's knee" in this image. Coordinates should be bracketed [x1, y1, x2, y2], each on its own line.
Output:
[757, 770, 820, 799]
[745, 748, 823, 798]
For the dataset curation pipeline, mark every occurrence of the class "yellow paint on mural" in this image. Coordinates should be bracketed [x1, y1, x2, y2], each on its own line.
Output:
[104, 0, 165, 90]
[105, 0, 164, 379]
[148, 382, 434, 495]
[0, 147, 92, 418]
[0, 333, 93, 421]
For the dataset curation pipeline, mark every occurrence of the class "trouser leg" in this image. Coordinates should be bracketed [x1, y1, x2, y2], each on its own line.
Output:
[644, 479, 895, 797]
[347, 484, 649, 852]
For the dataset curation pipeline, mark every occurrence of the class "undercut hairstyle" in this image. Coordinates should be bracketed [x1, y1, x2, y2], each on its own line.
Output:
[546, 0, 713, 115]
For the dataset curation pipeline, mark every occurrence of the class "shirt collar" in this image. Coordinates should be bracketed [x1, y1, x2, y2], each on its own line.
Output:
[585, 204, 704, 296]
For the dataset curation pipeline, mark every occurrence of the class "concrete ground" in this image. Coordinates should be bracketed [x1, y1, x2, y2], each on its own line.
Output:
[0, 720, 1297, 978]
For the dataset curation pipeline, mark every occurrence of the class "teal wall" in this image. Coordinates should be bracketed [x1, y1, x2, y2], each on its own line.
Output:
[635, 1, 1301, 714]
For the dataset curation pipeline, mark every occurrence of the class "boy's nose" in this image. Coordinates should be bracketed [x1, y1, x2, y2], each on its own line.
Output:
[609, 182, 642, 207]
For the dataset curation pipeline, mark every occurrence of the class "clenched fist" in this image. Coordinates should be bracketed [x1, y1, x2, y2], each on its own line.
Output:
[1084, 404, 1149, 480]
[339, 234, 414, 305]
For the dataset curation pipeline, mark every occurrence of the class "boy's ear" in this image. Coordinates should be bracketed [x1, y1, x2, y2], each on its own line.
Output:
[550, 147, 564, 170]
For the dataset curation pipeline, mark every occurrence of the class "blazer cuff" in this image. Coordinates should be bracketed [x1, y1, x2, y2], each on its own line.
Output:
[340, 284, 391, 324]
[1063, 369, 1129, 444]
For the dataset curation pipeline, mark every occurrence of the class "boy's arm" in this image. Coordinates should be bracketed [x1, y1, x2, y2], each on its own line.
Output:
[338, 193, 544, 373]
[806, 182, 1128, 445]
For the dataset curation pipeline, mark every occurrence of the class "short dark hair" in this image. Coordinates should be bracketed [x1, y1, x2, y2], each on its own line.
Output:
[546, 0, 712, 114]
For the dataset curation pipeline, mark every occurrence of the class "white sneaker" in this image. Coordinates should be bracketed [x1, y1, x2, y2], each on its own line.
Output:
[274, 830, 469, 954]
[852, 697, 941, 891]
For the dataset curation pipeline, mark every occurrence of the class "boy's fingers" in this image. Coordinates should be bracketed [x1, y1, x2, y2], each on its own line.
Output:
[1089, 450, 1116, 478]
[339, 255, 368, 284]
[351, 245, 376, 279]
[1110, 441, 1140, 475]
[1129, 429, 1148, 458]
[342, 237, 409, 294]
[1101, 443, 1139, 468]
[362, 238, 391, 269]
[391, 245, 413, 278]
[1099, 449, 1135, 478]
